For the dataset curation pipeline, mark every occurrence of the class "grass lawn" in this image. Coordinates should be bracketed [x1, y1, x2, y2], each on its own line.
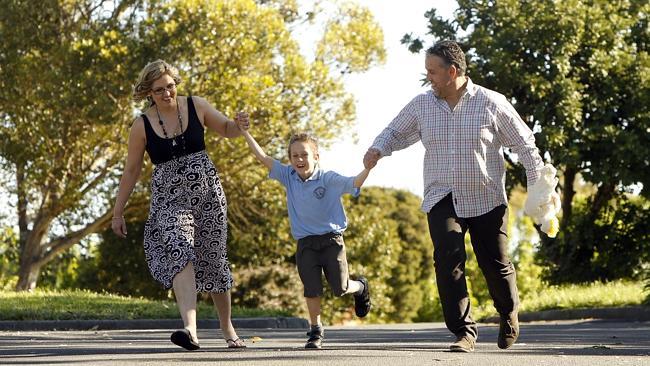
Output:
[472, 280, 648, 320]
[0, 289, 292, 321]
[1, 281, 646, 322]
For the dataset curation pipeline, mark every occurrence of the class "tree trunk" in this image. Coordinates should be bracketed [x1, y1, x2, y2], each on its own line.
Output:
[589, 182, 616, 219]
[561, 166, 577, 229]
[15, 212, 52, 291]
[15, 163, 43, 291]
[15, 259, 42, 291]
[15, 226, 48, 291]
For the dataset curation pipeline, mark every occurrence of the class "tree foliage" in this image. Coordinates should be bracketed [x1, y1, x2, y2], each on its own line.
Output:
[0, 0, 145, 290]
[72, 186, 437, 323]
[0, 0, 385, 290]
[403, 0, 650, 283]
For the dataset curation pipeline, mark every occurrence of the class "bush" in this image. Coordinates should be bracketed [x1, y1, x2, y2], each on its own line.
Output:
[540, 194, 650, 283]
[76, 220, 170, 300]
[230, 264, 304, 315]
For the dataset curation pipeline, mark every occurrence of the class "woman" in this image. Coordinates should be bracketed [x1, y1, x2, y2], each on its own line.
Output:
[112, 60, 248, 350]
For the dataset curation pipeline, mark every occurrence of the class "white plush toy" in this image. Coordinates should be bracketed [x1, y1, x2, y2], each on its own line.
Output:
[524, 163, 561, 237]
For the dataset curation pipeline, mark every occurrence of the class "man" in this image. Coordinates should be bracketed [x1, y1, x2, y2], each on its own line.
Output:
[364, 40, 544, 352]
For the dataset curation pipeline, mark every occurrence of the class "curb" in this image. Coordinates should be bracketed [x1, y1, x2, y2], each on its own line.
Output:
[482, 306, 650, 323]
[3, 306, 648, 331]
[0, 317, 309, 331]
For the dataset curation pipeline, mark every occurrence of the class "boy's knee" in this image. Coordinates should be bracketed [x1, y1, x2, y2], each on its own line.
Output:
[303, 287, 323, 298]
[331, 282, 349, 297]
[332, 289, 346, 297]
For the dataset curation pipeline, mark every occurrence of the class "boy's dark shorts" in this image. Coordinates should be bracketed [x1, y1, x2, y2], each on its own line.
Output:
[296, 232, 349, 297]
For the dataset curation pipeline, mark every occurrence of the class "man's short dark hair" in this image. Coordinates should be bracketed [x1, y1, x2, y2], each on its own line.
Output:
[426, 40, 467, 76]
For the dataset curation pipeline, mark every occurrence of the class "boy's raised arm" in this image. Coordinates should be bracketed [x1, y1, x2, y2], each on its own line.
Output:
[234, 112, 274, 170]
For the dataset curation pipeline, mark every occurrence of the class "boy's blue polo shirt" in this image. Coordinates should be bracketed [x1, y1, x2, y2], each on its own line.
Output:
[269, 159, 360, 240]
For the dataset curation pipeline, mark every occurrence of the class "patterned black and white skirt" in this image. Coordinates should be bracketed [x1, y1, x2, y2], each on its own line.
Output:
[143, 150, 233, 292]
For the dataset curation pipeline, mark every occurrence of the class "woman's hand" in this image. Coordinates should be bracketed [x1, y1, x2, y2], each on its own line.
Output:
[111, 216, 128, 238]
[234, 111, 250, 131]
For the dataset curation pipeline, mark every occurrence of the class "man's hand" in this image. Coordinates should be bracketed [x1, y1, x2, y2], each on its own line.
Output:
[363, 148, 381, 169]
[234, 111, 250, 131]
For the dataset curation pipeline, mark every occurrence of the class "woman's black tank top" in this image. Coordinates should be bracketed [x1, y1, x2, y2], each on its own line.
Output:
[142, 96, 206, 164]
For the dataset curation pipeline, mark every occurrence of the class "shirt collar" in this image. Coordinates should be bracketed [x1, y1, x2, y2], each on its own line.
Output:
[464, 77, 477, 97]
[291, 165, 322, 182]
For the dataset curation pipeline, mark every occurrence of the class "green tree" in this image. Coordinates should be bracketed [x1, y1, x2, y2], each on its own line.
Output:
[0, 0, 385, 290]
[320, 187, 434, 324]
[0, 227, 19, 289]
[0, 0, 145, 290]
[78, 220, 170, 300]
[67, 187, 436, 323]
[403, 0, 650, 283]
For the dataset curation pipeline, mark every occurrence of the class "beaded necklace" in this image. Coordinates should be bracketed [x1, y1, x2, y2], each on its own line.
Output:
[155, 98, 186, 157]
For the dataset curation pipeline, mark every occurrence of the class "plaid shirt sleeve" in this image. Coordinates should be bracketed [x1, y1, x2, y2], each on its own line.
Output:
[494, 96, 544, 187]
[371, 98, 422, 156]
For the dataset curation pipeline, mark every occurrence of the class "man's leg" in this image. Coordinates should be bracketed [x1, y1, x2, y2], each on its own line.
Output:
[427, 195, 477, 342]
[466, 204, 519, 349]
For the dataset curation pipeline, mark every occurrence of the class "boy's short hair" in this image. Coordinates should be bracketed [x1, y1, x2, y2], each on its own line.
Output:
[288, 133, 319, 156]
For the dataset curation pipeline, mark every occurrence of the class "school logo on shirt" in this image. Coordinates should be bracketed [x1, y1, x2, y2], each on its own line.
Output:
[313, 186, 326, 199]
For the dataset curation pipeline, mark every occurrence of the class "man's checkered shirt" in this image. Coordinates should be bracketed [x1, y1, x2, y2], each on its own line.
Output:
[371, 78, 544, 217]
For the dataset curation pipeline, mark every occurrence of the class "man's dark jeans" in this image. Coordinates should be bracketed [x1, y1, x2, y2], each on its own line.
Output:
[427, 194, 519, 339]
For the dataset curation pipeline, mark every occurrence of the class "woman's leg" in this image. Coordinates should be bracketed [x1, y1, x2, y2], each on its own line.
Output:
[172, 262, 198, 342]
[210, 290, 243, 345]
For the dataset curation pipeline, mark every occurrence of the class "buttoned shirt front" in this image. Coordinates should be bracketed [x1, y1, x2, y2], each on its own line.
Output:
[269, 160, 360, 240]
[371, 78, 543, 217]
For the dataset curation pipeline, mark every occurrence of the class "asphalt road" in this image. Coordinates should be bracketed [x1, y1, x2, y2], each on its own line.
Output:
[1, 320, 649, 366]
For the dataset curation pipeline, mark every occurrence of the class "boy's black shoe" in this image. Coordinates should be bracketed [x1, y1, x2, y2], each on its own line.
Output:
[497, 312, 519, 349]
[354, 276, 371, 318]
[450, 335, 475, 352]
[305, 325, 324, 349]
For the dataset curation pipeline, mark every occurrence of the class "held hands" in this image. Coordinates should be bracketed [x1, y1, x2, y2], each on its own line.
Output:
[363, 148, 381, 169]
[234, 111, 250, 131]
[111, 216, 127, 238]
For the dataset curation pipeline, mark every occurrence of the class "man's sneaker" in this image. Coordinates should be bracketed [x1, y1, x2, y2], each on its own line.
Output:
[450, 335, 475, 352]
[497, 312, 519, 349]
[305, 325, 324, 349]
[354, 276, 371, 318]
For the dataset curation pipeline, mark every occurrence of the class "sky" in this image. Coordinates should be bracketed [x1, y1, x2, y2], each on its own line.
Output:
[317, 1, 457, 198]
[0, 1, 457, 226]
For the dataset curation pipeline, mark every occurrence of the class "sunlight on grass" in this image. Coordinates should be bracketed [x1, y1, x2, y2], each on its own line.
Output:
[518, 280, 647, 311]
[0, 289, 291, 321]
[473, 280, 647, 320]
[1, 281, 645, 322]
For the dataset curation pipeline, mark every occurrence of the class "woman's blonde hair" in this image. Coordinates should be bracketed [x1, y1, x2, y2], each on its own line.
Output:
[132, 60, 182, 103]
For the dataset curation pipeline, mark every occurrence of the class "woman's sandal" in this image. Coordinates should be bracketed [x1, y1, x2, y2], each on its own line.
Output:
[171, 329, 200, 351]
[226, 338, 247, 349]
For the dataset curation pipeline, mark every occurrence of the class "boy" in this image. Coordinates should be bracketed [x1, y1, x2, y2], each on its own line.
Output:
[237, 121, 373, 349]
